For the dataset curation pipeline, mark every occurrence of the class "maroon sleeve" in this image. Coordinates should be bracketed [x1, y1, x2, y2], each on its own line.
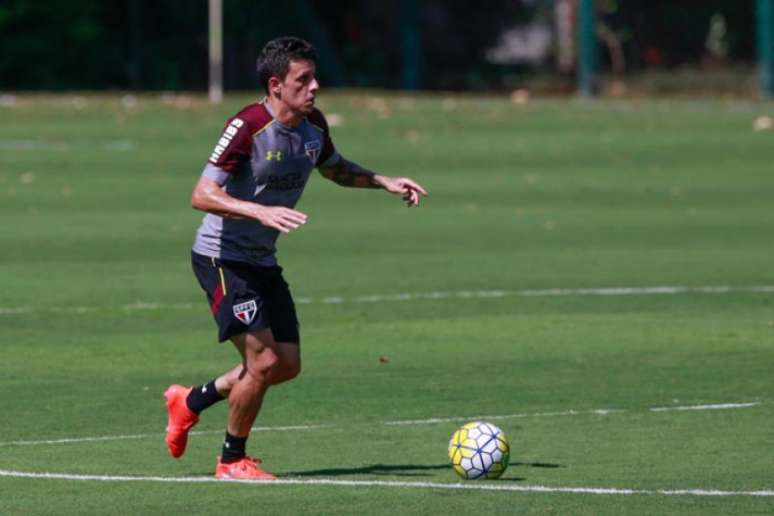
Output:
[206, 103, 272, 174]
[307, 109, 337, 166]
[206, 116, 253, 174]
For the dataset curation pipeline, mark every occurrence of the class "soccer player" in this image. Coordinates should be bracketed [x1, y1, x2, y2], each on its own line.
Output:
[164, 36, 427, 480]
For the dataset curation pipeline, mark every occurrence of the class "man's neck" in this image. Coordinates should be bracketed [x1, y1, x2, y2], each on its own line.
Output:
[266, 96, 303, 127]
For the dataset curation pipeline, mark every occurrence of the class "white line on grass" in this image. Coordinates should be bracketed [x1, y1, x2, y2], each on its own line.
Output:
[383, 409, 626, 426]
[0, 469, 772, 497]
[0, 401, 762, 448]
[2, 284, 774, 316]
[384, 401, 766, 425]
[649, 402, 761, 412]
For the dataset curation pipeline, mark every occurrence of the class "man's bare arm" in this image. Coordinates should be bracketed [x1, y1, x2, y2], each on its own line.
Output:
[318, 158, 380, 188]
[191, 176, 307, 233]
[319, 158, 428, 207]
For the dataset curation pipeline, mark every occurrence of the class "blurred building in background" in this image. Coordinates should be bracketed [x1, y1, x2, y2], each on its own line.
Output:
[0, 0, 763, 95]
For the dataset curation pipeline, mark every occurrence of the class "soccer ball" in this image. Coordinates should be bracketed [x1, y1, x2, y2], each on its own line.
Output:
[448, 421, 510, 480]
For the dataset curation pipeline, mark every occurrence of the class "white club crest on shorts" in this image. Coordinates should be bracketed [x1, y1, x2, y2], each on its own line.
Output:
[233, 300, 257, 325]
[304, 140, 321, 164]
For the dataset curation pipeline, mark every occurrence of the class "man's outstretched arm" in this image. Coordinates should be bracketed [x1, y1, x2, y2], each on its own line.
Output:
[319, 157, 428, 207]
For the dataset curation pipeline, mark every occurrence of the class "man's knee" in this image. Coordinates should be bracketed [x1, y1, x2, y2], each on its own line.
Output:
[272, 356, 301, 384]
[244, 347, 279, 382]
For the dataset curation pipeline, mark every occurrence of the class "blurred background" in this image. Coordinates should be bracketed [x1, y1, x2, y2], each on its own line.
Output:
[0, 0, 770, 98]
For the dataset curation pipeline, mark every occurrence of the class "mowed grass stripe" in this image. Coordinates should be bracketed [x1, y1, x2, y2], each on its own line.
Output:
[2, 284, 774, 315]
[0, 401, 764, 447]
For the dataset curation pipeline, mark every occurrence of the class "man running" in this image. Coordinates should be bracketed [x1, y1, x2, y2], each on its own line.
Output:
[164, 36, 427, 480]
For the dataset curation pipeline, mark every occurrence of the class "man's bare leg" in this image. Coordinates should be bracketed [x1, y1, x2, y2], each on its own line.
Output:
[167, 335, 300, 461]
[213, 329, 284, 479]
[214, 341, 300, 397]
[212, 364, 242, 397]
[226, 329, 278, 438]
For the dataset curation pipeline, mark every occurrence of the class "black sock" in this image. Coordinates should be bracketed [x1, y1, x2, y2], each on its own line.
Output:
[185, 380, 225, 414]
[221, 431, 247, 463]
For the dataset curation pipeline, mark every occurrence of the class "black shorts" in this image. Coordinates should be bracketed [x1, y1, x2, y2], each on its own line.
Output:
[191, 252, 300, 344]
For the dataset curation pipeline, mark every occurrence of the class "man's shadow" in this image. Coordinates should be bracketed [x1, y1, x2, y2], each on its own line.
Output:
[284, 463, 450, 478]
[282, 462, 562, 480]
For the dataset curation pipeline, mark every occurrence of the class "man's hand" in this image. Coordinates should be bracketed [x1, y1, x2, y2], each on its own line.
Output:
[251, 205, 308, 234]
[373, 175, 428, 207]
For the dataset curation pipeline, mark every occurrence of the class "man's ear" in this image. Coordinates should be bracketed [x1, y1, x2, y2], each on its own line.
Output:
[268, 76, 282, 98]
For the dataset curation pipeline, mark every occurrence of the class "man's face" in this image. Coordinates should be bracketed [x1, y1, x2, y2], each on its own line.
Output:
[273, 59, 319, 115]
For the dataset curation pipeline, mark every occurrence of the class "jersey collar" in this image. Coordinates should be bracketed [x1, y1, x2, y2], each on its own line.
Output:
[262, 97, 306, 132]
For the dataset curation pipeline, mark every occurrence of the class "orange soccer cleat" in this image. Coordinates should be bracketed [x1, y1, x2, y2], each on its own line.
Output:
[215, 456, 277, 480]
[164, 384, 199, 458]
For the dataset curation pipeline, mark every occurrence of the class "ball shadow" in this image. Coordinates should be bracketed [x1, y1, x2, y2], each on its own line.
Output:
[512, 462, 564, 469]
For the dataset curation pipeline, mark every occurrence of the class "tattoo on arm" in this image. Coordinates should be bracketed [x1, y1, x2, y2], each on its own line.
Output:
[320, 158, 380, 189]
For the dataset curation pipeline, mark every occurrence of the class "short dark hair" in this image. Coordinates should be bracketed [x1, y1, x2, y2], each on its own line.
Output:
[256, 37, 318, 93]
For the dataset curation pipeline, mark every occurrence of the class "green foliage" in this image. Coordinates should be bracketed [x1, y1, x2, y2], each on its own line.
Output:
[0, 1, 761, 91]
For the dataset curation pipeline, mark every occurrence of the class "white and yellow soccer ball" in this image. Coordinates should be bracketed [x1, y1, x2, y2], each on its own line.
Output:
[448, 421, 510, 480]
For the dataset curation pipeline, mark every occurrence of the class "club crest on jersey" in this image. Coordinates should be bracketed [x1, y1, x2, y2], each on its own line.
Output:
[233, 300, 257, 325]
[304, 140, 321, 164]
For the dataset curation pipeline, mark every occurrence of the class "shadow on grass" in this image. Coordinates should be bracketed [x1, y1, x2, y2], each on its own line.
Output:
[196, 462, 562, 479]
[284, 463, 451, 477]
[512, 462, 564, 469]
[282, 462, 561, 481]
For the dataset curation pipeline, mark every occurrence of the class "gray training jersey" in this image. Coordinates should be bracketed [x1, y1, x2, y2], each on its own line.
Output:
[192, 100, 339, 266]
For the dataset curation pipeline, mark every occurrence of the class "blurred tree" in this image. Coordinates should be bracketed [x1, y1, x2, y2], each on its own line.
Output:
[600, 0, 755, 70]
[0, 0, 759, 91]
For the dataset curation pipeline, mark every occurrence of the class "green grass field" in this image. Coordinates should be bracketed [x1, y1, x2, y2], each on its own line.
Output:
[1, 92, 774, 514]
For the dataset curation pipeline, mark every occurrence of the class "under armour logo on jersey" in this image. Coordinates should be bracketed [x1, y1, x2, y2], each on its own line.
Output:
[266, 150, 283, 161]
[233, 300, 258, 325]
